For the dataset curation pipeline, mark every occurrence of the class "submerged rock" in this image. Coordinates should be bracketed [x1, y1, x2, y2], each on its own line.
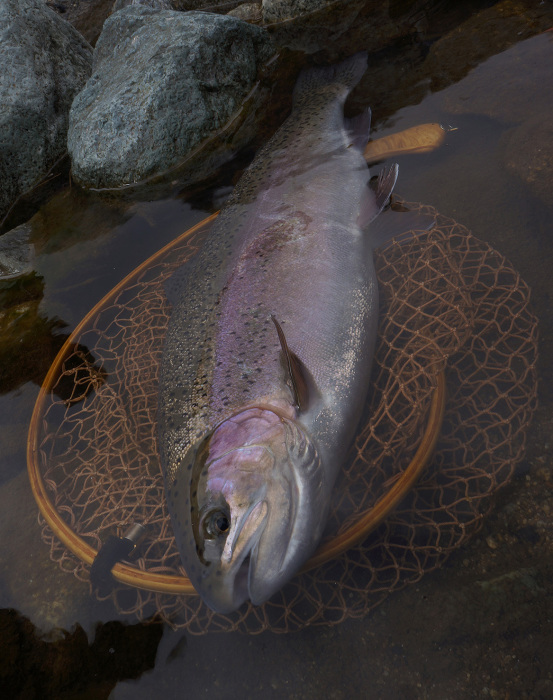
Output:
[439, 20, 553, 123]
[263, 0, 346, 23]
[0, 224, 34, 280]
[262, 0, 366, 53]
[437, 31, 553, 210]
[501, 114, 553, 209]
[0, 0, 92, 224]
[260, 0, 432, 58]
[68, 8, 276, 190]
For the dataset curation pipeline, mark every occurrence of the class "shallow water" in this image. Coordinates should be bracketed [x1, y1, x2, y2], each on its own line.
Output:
[2, 3, 553, 698]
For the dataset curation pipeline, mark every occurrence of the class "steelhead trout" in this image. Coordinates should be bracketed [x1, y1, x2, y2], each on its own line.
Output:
[158, 53, 411, 613]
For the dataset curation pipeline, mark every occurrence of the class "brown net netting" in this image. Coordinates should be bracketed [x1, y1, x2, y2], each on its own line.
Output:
[27, 201, 538, 634]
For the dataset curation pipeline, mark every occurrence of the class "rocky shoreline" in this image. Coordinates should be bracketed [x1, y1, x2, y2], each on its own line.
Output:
[2, 0, 552, 240]
[0, 0, 470, 230]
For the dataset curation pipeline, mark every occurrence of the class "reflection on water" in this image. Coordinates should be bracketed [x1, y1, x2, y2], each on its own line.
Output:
[1, 3, 553, 698]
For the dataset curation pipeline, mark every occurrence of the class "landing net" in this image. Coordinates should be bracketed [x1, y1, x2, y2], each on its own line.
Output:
[28, 201, 538, 633]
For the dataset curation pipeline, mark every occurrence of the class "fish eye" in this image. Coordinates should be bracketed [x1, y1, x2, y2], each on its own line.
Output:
[203, 509, 231, 539]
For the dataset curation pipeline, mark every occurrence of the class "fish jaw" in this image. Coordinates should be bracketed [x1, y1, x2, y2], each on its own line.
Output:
[247, 414, 328, 606]
[167, 406, 326, 613]
[202, 494, 270, 614]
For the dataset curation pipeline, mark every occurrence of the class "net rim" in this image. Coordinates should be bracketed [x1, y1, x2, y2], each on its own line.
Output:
[27, 211, 446, 595]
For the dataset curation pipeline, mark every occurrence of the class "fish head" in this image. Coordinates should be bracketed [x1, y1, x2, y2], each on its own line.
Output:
[167, 406, 326, 613]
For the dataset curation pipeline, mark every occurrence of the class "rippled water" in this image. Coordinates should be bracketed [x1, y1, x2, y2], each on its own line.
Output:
[2, 3, 553, 698]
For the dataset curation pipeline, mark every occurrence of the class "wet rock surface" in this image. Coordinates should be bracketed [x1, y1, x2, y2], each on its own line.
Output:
[45, 0, 114, 44]
[263, 0, 383, 55]
[263, 0, 354, 23]
[0, 225, 34, 280]
[0, 606, 162, 699]
[0, 0, 92, 225]
[227, 2, 262, 23]
[67, 7, 276, 190]
[113, 0, 173, 10]
[171, 0, 241, 9]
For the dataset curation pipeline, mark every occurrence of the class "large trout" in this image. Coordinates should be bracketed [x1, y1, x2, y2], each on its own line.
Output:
[159, 53, 409, 613]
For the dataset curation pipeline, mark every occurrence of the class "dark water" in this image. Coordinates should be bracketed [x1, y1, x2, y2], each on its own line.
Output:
[2, 2, 553, 698]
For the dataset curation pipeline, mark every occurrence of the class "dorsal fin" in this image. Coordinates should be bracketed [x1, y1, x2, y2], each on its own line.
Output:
[271, 315, 310, 412]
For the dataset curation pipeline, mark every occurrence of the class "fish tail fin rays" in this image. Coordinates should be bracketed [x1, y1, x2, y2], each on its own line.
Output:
[292, 52, 368, 107]
[346, 107, 372, 151]
[368, 206, 437, 250]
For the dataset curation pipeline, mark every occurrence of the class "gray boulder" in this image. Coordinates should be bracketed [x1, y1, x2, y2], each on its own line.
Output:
[68, 8, 276, 190]
[112, 0, 173, 10]
[171, 1, 243, 9]
[227, 3, 262, 23]
[263, 0, 337, 23]
[0, 0, 92, 223]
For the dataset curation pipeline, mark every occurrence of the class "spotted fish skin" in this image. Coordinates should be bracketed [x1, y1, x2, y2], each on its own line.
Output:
[158, 53, 388, 612]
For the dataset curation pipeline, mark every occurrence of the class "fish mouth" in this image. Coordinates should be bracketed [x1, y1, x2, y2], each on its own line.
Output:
[231, 554, 251, 606]
[192, 413, 323, 613]
[204, 500, 268, 614]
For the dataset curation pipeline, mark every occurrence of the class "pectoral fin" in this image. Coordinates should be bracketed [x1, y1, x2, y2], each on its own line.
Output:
[358, 164, 399, 229]
[374, 164, 399, 212]
[271, 315, 312, 412]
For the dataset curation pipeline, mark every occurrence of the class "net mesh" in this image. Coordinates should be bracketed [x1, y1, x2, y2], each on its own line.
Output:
[33, 201, 538, 633]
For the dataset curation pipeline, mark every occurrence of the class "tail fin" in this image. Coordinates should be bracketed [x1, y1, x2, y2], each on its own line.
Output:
[293, 52, 368, 107]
